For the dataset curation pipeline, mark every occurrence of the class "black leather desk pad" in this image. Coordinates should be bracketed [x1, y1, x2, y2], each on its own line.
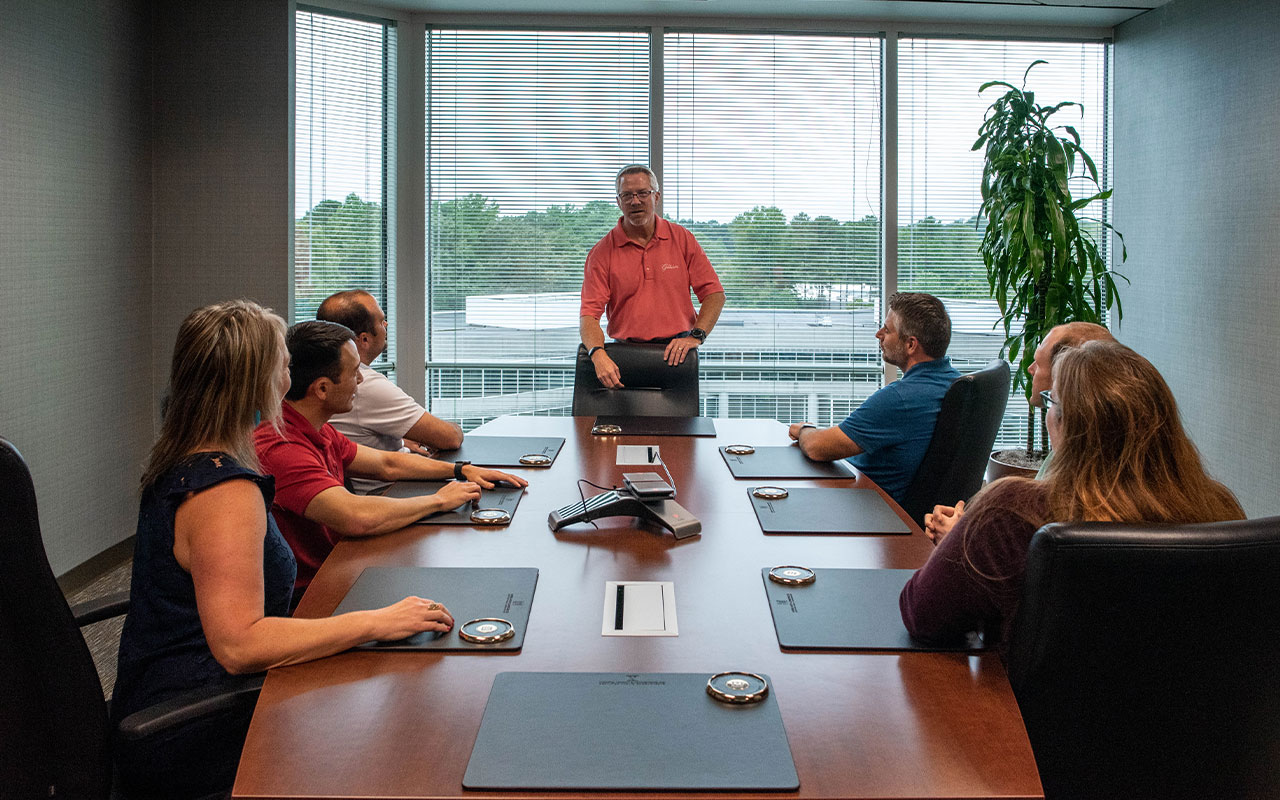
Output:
[463, 671, 799, 791]
[381, 480, 524, 524]
[762, 568, 984, 652]
[720, 445, 857, 479]
[332, 566, 537, 651]
[433, 435, 564, 467]
[749, 487, 911, 535]
[593, 415, 718, 437]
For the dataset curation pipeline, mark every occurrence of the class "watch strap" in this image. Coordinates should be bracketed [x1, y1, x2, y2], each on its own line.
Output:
[586, 345, 604, 358]
[454, 461, 470, 480]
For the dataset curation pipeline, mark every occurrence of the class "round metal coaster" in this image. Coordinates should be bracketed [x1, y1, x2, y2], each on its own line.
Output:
[470, 507, 512, 525]
[518, 453, 552, 466]
[458, 618, 515, 644]
[768, 565, 816, 586]
[725, 444, 755, 455]
[591, 423, 623, 435]
[706, 671, 769, 704]
[753, 486, 789, 500]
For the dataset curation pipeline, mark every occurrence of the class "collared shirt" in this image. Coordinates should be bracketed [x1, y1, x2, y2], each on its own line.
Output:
[579, 217, 723, 341]
[329, 362, 424, 494]
[839, 356, 963, 504]
[254, 402, 358, 590]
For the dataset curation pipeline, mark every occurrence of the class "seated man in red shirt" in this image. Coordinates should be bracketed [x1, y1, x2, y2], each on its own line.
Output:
[255, 320, 528, 598]
[579, 164, 726, 388]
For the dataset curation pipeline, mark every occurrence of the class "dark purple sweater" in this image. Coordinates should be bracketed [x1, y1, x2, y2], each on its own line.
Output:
[899, 479, 1050, 662]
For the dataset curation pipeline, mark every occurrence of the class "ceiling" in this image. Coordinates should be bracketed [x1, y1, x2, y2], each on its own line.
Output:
[363, 0, 1174, 29]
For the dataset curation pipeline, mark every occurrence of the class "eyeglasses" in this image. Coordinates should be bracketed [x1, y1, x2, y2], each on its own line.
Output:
[617, 189, 655, 201]
[1039, 389, 1058, 410]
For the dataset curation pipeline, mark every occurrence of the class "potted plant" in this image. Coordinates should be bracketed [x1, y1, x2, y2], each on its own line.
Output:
[974, 61, 1127, 478]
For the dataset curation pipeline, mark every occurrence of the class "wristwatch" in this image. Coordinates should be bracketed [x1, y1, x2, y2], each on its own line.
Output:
[454, 460, 471, 480]
[586, 345, 604, 358]
[689, 328, 707, 343]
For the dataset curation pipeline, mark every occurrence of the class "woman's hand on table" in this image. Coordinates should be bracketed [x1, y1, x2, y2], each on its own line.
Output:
[369, 596, 454, 641]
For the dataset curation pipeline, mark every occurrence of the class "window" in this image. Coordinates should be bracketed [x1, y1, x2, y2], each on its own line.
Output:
[898, 38, 1109, 446]
[427, 29, 649, 422]
[294, 9, 396, 369]
[664, 31, 883, 427]
[294, 24, 1112, 432]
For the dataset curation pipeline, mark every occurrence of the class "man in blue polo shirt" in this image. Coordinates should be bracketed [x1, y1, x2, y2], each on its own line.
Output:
[788, 292, 960, 505]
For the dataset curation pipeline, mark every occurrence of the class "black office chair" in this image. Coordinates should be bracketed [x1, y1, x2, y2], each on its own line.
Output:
[899, 359, 1010, 527]
[572, 342, 700, 417]
[0, 437, 262, 799]
[1007, 518, 1280, 800]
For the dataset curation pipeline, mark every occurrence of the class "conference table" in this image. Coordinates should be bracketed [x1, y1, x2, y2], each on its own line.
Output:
[233, 416, 1042, 799]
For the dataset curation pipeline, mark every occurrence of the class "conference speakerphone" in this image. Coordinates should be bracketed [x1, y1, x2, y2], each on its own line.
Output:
[548, 472, 701, 539]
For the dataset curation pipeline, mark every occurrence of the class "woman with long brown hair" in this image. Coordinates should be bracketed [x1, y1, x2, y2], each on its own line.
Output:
[900, 340, 1244, 659]
[112, 300, 454, 798]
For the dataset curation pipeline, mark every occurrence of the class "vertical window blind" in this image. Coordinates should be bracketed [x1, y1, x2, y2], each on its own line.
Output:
[663, 31, 882, 423]
[295, 9, 396, 368]
[897, 38, 1109, 446]
[427, 29, 650, 425]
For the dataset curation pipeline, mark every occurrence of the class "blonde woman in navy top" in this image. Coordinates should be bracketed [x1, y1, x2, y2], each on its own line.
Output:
[113, 300, 454, 798]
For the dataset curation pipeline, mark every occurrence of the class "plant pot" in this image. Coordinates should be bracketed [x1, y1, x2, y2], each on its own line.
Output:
[986, 449, 1042, 483]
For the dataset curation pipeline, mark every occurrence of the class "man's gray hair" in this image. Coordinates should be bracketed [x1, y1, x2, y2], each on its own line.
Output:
[615, 164, 660, 194]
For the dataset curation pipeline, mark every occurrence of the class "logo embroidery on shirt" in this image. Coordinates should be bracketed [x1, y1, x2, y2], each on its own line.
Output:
[661, 263, 681, 272]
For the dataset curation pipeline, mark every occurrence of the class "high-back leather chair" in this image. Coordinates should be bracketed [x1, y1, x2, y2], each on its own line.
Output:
[1007, 518, 1280, 800]
[899, 359, 1009, 526]
[0, 437, 262, 799]
[0, 437, 114, 797]
[572, 342, 700, 417]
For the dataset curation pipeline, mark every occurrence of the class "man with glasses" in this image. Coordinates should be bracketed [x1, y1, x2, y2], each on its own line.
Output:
[923, 320, 1116, 541]
[579, 164, 725, 388]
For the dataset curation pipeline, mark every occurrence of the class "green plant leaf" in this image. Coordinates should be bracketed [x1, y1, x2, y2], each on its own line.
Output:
[1022, 60, 1048, 86]
[979, 80, 1020, 95]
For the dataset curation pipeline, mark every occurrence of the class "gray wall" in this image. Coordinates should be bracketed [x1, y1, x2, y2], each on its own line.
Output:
[1, 1, 153, 572]
[151, 0, 292, 404]
[0, 0, 291, 575]
[1114, 0, 1280, 517]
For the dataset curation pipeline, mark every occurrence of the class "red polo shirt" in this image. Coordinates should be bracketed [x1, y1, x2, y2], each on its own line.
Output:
[254, 402, 357, 590]
[579, 217, 723, 341]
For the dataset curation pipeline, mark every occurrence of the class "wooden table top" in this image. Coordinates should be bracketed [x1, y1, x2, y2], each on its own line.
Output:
[233, 416, 1041, 799]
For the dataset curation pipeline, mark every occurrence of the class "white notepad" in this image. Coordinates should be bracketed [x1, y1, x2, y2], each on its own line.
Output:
[602, 581, 678, 636]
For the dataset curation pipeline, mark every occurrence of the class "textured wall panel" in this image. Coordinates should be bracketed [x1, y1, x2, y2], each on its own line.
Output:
[1115, 0, 1280, 517]
[0, 1, 152, 573]
[151, 0, 291, 404]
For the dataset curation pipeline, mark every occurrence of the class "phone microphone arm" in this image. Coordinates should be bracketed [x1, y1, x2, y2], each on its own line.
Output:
[548, 473, 701, 540]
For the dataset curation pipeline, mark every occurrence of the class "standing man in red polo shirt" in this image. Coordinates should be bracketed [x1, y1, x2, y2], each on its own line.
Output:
[579, 164, 726, 388]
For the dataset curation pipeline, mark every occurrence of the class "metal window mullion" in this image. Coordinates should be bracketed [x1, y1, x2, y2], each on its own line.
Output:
[650, 26, 663, 186]
[881, 30, 899, 386]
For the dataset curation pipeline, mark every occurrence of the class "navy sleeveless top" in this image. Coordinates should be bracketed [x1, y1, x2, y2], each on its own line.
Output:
[112, 452, 296, 721]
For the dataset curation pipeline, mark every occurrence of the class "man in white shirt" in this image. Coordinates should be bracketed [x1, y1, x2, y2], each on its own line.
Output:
[317, 290, 464, 492]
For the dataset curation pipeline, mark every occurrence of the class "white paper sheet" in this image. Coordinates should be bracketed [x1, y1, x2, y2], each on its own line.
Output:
[602, 581, 678, 636]
[616, 445, 662, 466]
